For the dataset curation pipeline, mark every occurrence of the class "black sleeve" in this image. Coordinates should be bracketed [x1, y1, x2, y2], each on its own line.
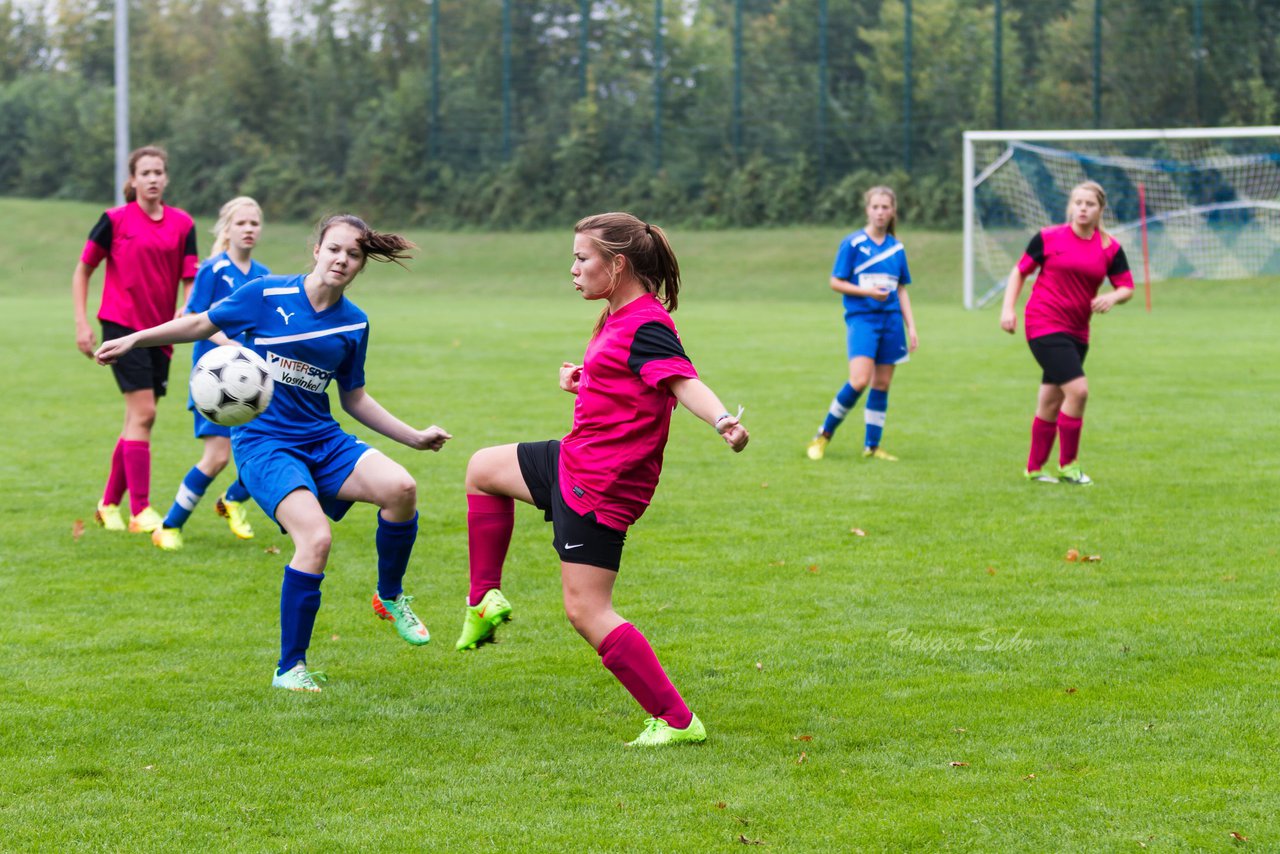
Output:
[1023, 231, 1045, 264]
[1107, 246, 1131, 277]
[184, 226, 198, 263]
[627, 321, 690, 377]
[87, 212, 112, 250]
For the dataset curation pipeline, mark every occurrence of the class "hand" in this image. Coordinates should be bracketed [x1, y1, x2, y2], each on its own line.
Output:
[999, 308, 1017, 334]
[76, 321, 97, 358]
[716, 417, 750, 453]
[907, 327, 919, 352]
[868, 286, 892, 302]
[559, 361, 583, 394]
[94, 335, 135, 365]
[1091, 292, 1117, 313]
[409, 425, 452, 452]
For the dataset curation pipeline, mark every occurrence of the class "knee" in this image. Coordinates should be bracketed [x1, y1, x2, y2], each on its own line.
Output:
[386, 475, 417, 513]
[465, 450, 494, 493]
[131, 407, 157, 432]
[562, 593, 593, 637]
[294, 527, 332, 565]
[204, 446, 230, 473]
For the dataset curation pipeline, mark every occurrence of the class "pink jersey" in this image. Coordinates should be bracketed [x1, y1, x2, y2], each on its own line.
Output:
[81, 202, 199, 354]
[1018, 223, 1134, 343]
[558, 293, 700, 531]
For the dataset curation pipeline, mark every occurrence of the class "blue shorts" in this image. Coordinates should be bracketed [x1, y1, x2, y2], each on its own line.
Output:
[193, 408, 231, 439]
[234, 428, 377, 525]
[845, 312, 909, 365]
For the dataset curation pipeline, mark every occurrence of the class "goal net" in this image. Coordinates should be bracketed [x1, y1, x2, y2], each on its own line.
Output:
[962, 127, 1280, 308]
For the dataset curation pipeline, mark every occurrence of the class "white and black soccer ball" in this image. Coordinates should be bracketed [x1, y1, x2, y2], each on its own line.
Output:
[189, 345, 274, 427]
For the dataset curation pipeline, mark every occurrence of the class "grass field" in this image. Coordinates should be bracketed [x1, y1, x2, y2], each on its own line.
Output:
[1, 197, 1277, 851]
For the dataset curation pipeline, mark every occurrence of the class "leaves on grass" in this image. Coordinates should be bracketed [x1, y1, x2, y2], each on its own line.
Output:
[796, 751, 807, 764]
[760, 482, 769, 489]
[143, 765, 155, 771]
[330, 634, 340, 641]
[715, 802, 727, 810]
[1065, 549, 1079, 562]
[1065, 687, 1078, 694]
[768, 560, 785, 567]
[738, 835, 764, 845]
[755, 661, 763, 671]
[1222, 574, 1236, 582]
[1023, 773, 1036, 781]
[264, 545, 281, 554]
[72, 520, 85, 541]
[1230, 831, 1248, 843]
[850, 527, 866, 537]
[792, 734, 813, 742]
[1064, 549, 1102, 563]
[806, 564, 819, 573]
[953, 728, 967, 734]
[949, 761, 969, 767]
[735, 816, 750, 825]
[985, 566, 996, 575]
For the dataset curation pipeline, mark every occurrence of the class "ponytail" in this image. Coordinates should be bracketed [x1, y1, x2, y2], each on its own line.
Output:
[574, 212, 681, 335]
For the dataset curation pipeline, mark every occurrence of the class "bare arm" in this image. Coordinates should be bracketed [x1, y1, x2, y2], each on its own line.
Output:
[72, 261, 97, 358]
[94, 313, 220, 365]
[1000, 266, 1027, 334]
[176, 277, 195, 320]
[666, 376, 749, 452]
[898, 286, 919, 352]
[1092, 285, 1134, 314]
[829, 275, 891, 302]
[339, 386, 452, 452]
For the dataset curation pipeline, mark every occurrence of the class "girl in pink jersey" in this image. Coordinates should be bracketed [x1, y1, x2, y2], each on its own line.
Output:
[73, 145, 199, 533]
[1000, 180, 1134, 485]
[458, 212, 749, 747]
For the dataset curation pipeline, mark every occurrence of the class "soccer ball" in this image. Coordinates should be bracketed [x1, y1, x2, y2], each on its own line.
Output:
[190, 345, 274, 427]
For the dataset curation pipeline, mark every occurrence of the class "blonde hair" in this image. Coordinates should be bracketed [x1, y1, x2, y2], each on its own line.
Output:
[864, 185, 898, 235]
[574, 212, 681, 335]
[1066, 180, 1111, 245]
[210, 196, 263, 258]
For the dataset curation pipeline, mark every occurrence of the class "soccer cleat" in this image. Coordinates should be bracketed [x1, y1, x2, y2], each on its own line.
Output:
[862, 447, 898, 461]
[95, 502, 126, 532]
[127, 506, 164, 534]
[1024, 469, 1058, 483]
[1057, 463, 1093, 485]
[806, 434, 829, 461]
[151, 526, 184, 551]
[372, 592, 431, 645]
[271, 662, 327, 692]
[625, 713, 707, 747]
[216, 494, 255, 540]
[455, 589, 513, 651]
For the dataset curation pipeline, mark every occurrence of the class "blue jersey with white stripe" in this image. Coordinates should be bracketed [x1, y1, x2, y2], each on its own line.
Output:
[207, 274, 370, 447]
[831, 230, 912, 317]
[186, 252, 271, 407]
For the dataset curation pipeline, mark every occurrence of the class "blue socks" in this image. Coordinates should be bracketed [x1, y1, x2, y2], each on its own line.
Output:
[162, 466, 214, 530]
[224, 476, 251, 503]
[864, 388, 889, 448]
[376, 511, 419, 602]
[279, 566, 323, 674]
[820, 383, 862, 437]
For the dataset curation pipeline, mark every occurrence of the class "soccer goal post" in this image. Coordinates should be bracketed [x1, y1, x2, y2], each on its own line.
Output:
[962, 126, 1280, 309]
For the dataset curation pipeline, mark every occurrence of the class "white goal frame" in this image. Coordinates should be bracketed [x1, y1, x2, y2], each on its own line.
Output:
[962, 126, 1280, 309]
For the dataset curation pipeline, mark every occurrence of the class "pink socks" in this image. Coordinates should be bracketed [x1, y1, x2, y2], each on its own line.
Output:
[598, 622, 692, 729]
[122, 440, 151, 515]
[102, 438, 127, 506]
[467, 494, 514, 606]
[1057, 413, 1083, 467]
[1028, 416, 1057, 472]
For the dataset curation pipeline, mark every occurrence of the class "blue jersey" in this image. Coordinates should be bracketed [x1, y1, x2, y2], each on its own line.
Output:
[186, 252, 271, 407]
[832, 230, 911, 317]
[207, 274, 370, 450]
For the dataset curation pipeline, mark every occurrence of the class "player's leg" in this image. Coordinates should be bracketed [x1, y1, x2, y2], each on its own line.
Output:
[1056, 375, 1090, 482]
[863, 363, 897, 459]
[270, 488, 332, 691]
[121, 388, 162, 531]
[334, 450, 431, 645]
[561, 561, 704, 746]
[454, 444, 537, 650]
[155, 431, 230, 550]
[96, 432, 128, 531]
[807, 338, 875, 459]
[217, 473, 256, 540]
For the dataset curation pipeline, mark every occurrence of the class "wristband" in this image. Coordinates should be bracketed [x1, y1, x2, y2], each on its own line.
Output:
[714, 405, 745, 433]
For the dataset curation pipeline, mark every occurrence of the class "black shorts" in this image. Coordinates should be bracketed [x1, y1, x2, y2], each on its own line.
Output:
[517, 440, 626, 571]
[1027, 332, 1089, 386]
[102, 320, 170, 397]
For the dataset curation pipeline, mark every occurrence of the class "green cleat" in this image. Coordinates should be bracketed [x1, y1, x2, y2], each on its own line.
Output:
[1025, 469, 1058, 483]
[216, 494, 255, 540]
[271, 662, 326, 692]
[862, 446, 898, 461]
[152, 526, 184, 551]
[128, 506, 164, 534]
[372, 592, 431, 645]
[95, 501, 126, 532]
[806, 434, 829, 461]
[625, 713, 707, 747]
[1057, 463, 1093, 485]
[455, 589, 513, 651]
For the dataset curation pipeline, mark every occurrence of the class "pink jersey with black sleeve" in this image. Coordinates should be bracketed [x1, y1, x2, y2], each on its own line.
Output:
[1018, 223, 1134, 343]
[80, 202, 199, 354]
[557, 293, 700, 531]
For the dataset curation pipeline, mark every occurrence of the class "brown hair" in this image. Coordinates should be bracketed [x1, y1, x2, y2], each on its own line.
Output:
[864, 185, 898, 235]
[574, 212, 681, 334]
[210, 196, 263, 258]
[1065, 180, 1111, 246]
[123, 145, 168, 203]
[314, 213, 415, 268]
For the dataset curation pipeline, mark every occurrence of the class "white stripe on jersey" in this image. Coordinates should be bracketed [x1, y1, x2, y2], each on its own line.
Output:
[848, 233, 869, 247]
[262, 286, 300, 296]
[254, 322, 368, 346]
[852, 243, 904, 276]
[212, 259, 232, 273]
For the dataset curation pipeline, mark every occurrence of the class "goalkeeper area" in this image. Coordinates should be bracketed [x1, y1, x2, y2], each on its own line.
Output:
[963, 127, 1280, 308]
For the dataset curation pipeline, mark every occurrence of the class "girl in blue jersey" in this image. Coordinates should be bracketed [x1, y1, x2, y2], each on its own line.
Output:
[96, 214, 452, 693]
[806, 186, 919, 461]
[153, 197, 271, 552]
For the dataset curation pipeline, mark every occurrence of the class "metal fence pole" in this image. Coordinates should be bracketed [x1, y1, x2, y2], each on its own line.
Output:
[654, 0, 664, 171]
[1093, 0, 1102, 128]
[994, 0, 1003, 129]
[903, 0, 913, 172]
[502, 0, 512, 159]
[818, 0, 828, 183]
[579, 0, 590, 99]
[1193, 0, 1204, 122]
[114, 0, 129, 205]
[733, 0, 743, 159]
[430, 0, 440, 161]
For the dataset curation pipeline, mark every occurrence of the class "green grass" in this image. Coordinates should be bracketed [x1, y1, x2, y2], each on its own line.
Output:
[1, 198, 1277, 851]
